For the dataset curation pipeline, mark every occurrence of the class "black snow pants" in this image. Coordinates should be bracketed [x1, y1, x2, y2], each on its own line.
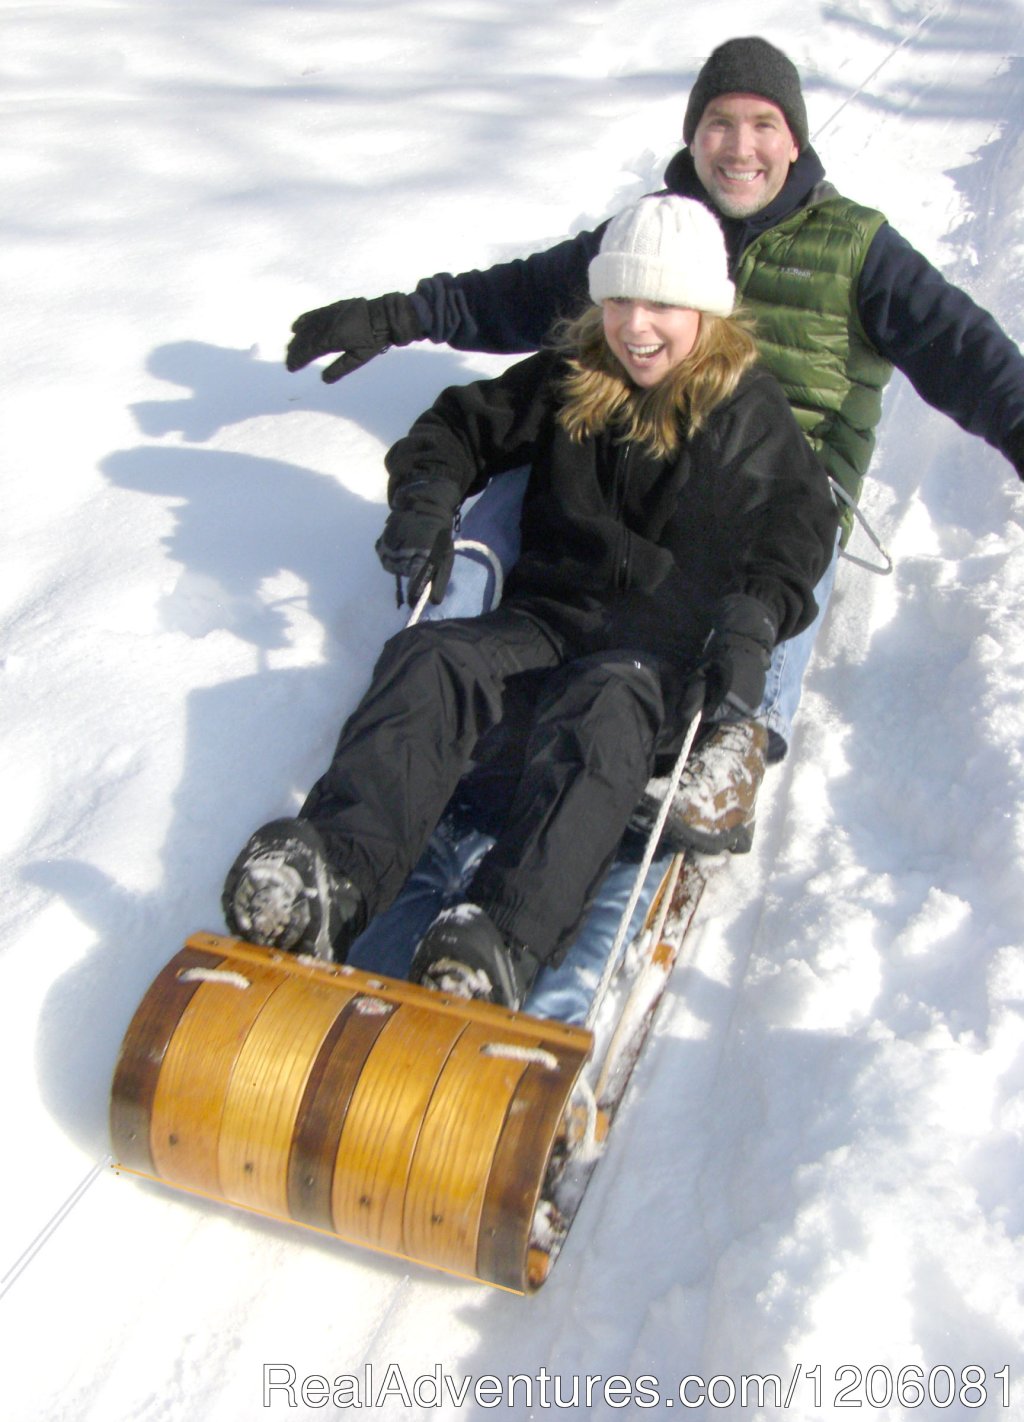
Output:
[299, 605, 668, 962]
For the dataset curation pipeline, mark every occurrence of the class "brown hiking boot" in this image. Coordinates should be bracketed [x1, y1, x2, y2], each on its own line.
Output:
[645, 719, 769, 855]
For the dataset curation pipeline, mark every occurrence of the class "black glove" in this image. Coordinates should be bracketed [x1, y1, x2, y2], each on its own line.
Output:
[286, 293, 425, 383]
[702, 594, 778, 718]
[375, 479, 460, 605]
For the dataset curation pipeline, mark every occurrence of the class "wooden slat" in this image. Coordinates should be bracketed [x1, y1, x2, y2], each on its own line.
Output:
[150, 959, 287, 1192]
[402, 1025, 535, 1275]
[329, 1004, 466, 1253]
[476, 1040, 591, 1291]
[109, 946, 226, 1172]
[286, 994, 396, 1229]
[217, 974, 355, 1214]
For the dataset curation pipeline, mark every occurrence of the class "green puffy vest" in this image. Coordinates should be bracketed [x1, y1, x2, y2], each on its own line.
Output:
[734, 188, 892, 539]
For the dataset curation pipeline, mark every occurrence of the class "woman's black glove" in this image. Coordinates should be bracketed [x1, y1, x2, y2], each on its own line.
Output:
[286, 293, 425, 383]
[702, 594, 778, 718]
[375, 479, 460, 604]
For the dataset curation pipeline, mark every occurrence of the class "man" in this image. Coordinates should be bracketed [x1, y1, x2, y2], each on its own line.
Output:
[284, 37, 1024, 853]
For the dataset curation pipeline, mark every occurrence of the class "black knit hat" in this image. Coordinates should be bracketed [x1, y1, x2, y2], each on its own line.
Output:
[683, 37, 809, 150]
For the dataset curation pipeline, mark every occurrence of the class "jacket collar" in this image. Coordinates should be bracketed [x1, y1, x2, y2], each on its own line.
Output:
[662, 146, 828, 266]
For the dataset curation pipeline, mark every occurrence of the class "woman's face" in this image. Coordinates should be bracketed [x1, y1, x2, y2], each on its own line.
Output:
[602, 299, 702, 387]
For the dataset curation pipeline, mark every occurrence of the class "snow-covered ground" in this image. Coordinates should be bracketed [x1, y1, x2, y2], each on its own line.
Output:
[3, 2, 1024, 1418]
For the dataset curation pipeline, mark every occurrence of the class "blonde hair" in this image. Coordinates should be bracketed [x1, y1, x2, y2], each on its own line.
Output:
[554, 304, 759, 459]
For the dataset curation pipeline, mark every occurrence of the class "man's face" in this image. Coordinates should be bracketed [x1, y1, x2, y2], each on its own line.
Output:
[691, 93, 799, 218]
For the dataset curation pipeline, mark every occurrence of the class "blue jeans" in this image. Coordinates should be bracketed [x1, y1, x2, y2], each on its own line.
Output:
[758, 535, 839, 760]
[419, 468, 530, 620]
[348, 810, 672, 1024]
[428, 470, 841, 758]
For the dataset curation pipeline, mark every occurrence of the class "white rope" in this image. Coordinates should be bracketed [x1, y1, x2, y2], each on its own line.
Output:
[591, 852, 685, 1106]
[807, 11, 954, 575]
[178, 967, 251, 989]
[831, 478, 894, 575]
[454, 538, 505, 606]
[405, 537, 505, 627]
[584, 712, 702, 1032]
[406, 579, 433, 626]
[0, 1154, 113, 1301]
[810, 3, 948, 145]
[480, 1042, 559, 1070]
[3, 960, 254, 1297]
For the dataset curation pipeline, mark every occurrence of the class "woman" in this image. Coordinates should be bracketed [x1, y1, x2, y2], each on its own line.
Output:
[223, 195, 838, 1008]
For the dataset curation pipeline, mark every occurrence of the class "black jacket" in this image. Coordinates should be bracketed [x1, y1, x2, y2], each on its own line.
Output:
[409, 147, 1024, 478]
[385, 352, 839, 665]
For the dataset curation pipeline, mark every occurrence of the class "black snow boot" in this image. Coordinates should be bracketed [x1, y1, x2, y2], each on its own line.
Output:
[410, 904, 540, 1011]
[221, 817, 366, 962]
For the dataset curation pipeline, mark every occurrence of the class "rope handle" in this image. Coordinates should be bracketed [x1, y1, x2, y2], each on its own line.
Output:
[584, 711, 702, 1031]
[480, 1042, 559, 1069]
[178, 966, 251, 989]
[832, 478, 894, 575]
[405, 538, 505, 626]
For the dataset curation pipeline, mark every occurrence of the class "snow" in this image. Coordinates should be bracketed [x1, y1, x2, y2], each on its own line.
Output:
[3, 1, 1024, 1418]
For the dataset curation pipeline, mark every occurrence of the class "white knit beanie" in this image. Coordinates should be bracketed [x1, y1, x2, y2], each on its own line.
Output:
[588, 195, 735, 316]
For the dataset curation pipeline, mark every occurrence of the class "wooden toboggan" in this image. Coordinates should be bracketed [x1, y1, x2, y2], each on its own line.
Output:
[110, 933, 594, 1293]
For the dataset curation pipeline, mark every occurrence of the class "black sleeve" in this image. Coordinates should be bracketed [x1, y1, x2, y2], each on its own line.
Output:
[710, 372, 840, 641]
[384, 352, 558, 506]
[408, 227, 608, 354]
[857, 224, 1024, 475]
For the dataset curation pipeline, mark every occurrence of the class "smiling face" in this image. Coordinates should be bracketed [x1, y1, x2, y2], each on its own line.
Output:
[691, 93, 799, 218]
[601, 299, 702, 387]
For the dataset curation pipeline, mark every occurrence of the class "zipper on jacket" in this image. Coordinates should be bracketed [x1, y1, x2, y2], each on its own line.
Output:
[613, 441, 633, 588]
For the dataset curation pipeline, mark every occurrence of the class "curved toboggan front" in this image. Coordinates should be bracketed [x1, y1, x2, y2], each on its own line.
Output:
[110, 933, 593, 1292]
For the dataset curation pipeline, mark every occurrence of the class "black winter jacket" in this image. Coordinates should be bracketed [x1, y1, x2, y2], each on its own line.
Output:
[385, 352, 839, 666]
[409, 147, 1024, 479]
